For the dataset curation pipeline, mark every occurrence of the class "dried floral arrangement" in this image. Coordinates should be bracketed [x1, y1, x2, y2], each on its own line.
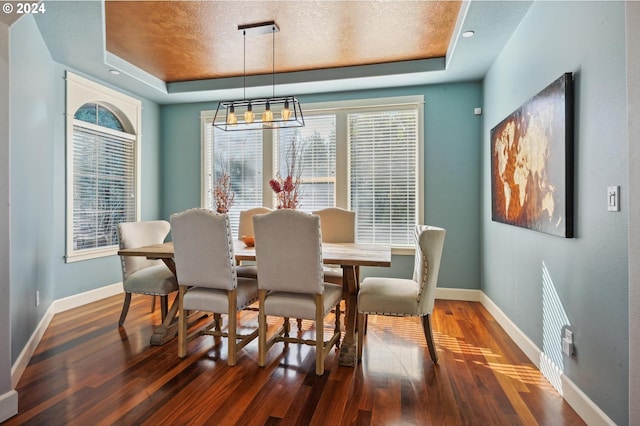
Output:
[213, 159, 235, 214]
[269, 139, 304, 209]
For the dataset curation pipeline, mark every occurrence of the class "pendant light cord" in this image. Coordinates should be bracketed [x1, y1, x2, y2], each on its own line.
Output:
[272, 25, 275, 98]
[243, 29, 246, 101]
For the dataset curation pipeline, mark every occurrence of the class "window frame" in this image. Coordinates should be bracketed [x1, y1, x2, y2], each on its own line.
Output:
[65, 72, 142, 262]
[201, 95, 423, 253]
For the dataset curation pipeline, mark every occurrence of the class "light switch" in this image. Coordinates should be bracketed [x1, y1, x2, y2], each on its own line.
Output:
[607, 186, 620, 212]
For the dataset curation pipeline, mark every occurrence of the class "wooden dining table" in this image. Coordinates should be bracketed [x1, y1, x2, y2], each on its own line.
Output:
[118, 239, 391, 367]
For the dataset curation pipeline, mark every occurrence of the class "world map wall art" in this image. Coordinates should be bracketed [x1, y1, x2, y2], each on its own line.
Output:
[491, 73, 574, 238]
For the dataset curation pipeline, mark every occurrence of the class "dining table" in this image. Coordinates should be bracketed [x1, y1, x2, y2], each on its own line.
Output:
[117, 239, 391, 367]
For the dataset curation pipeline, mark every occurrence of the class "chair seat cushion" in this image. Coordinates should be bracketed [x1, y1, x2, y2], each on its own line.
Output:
[236, 265, 258, 279]
[124, 264, 178, 295]
[358, 277, 419, 316]
[183, 278, 259, 313]
[264, 283, 342, 320]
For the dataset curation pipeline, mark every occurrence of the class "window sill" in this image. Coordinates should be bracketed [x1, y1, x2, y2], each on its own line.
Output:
[66, 246, 119, 263]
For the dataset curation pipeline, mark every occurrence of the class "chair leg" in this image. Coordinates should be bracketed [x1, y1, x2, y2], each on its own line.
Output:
[315, 294, 324, 376]
[178, 286, 188, 358]
[297, 318, 303, 330]
[258, 290, 268, 367]
[227, 289, 238, 366]
[160, 296, 169, 322]
[284, 318, 290, 337]
[357, 313, 365, 361]
[421, 314, 438, 364]
[334, 302, 341, 349]
[151, 295, 156, 313]
[214, 313, 222, 332]
[118, 293, 132, 326]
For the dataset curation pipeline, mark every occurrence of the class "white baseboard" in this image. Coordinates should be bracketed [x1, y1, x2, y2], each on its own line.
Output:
[478, 292, 541, 367]
[473, 291, 614, 426]
[561, 374, 616, 426]
[52, 282, 123, 314]
[0, 389, 18, 423]
[11, 282, 123, 388]
[435, 287, 483, 302]
[11, 304, 55, 389]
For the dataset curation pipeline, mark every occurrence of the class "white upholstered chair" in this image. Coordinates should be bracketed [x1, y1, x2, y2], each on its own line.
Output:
[313, 207, 356, 285]
[236, 207, 272, 279]
[171, 208, 259, 366]
[357, 225, 446, 364]
[254, 209, 342, 375]
[117, 220, 178, 326]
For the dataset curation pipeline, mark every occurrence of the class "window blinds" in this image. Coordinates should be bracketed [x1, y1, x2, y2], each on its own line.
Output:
[72, 123, 136, 251]
[349, 109, 418, 246]
[205, 122, 263, 237]
[276, 114, 337, 212]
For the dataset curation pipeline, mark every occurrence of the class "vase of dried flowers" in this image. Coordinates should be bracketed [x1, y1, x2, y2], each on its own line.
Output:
[269, 139, 303, 209]
[213, 170, 235, 214]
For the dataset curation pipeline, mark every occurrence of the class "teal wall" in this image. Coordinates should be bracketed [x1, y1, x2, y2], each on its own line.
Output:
[161, 83, 482, 288]
[8, 15, 163, 364]
[482, 2, 628, 424]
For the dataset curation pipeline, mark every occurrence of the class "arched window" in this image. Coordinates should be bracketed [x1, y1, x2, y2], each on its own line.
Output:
[74, 103, 125, 131]
[66, 73, 141, 262]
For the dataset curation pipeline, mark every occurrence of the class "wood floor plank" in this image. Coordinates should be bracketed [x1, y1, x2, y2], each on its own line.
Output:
[4, 297, 586, 425]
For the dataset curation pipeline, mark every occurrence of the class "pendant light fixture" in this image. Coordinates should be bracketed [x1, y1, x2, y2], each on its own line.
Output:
[213, 21, 305, 131]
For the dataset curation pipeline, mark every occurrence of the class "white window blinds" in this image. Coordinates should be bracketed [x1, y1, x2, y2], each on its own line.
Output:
[72, 122, 136, 251]
[275, 114, 337, 212]
[349, 109, 418, 246]
[203, 119, 263, 237]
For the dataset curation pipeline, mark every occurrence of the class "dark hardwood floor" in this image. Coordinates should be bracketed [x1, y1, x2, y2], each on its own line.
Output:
[4, 295, 585, 425]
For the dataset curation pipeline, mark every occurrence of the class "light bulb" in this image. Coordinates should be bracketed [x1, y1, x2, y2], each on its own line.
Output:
[227, 106, 237, 125]
[262, 102, 273, 122]
[244, 103, 255, 123]
[281, 100, 291, 121]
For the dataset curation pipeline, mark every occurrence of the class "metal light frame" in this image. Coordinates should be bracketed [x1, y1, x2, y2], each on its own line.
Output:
[213, 21, 305, 131]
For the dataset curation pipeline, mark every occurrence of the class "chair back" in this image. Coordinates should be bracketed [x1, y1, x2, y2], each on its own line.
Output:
[170, 208, 237, 290]
[118, 220, 171, 280]
[313, 207, 355, 243]
[254, 209, 323, 294]
[413, 225, 446, 315]
[238, 207, 272, 239]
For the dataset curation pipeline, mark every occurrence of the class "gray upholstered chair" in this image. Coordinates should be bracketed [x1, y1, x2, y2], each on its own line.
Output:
[236, 207, 272, 279]
[117, 220, 178, 326]
[357, 225, 446, 364]
[254, 209, 342, 375]
[171, 208, 259, 366]
[118, 220, 178, 326]
[313, 207, 356, 285]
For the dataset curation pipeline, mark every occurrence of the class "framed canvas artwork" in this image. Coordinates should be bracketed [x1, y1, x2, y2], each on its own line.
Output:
[490, 73, 574, 238]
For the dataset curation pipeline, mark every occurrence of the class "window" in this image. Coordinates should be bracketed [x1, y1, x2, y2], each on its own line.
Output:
[276, 114, 337, 212]
[349, 109, 419, 246]
[201, 95, 423, 249]
[66, 72, 141, 262]
[201, 117, 263, 234]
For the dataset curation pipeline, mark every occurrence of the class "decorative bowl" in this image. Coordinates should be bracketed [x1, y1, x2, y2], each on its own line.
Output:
[241, 235, 255, 247]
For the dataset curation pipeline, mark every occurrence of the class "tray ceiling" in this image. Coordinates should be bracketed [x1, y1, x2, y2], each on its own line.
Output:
[105, 1, 462, 83]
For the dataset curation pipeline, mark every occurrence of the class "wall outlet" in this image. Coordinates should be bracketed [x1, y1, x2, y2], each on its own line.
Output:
[36, 290, 40, 307]
[563, 328, 574, 356]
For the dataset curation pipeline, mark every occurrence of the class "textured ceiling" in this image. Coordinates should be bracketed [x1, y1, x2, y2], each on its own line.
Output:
[105, 1, 462, 83]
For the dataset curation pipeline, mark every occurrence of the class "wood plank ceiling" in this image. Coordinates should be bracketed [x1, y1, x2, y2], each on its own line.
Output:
[105, 1, 462, 83]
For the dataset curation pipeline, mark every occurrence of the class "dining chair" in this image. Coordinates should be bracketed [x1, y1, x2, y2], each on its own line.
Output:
[171, 208, 259, 366]
[357, 225, 446, 364]
[253, 209, 342, 375]
[313, 207, 356, 285]
[117, 220, 178, 326]
[236, 207, 272, 279]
